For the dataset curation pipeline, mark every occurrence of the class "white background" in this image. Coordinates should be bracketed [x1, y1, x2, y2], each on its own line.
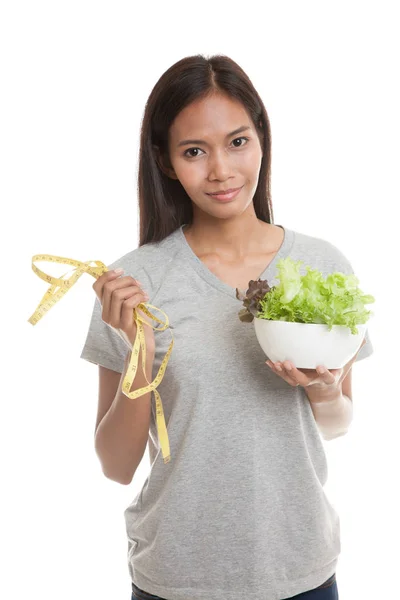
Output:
[2, 1, 398, 599]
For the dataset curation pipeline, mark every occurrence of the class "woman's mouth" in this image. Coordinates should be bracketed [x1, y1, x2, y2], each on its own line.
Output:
[206, 185, 244, 202]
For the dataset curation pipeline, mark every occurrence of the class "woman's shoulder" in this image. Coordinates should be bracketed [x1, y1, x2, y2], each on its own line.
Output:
[105, 227, 182, 293]
[287, 226, 354, 275]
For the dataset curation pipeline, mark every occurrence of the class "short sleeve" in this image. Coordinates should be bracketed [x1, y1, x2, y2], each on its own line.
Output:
[355, 326, 374, 362]
[330, 243, 374, 363]
[79, 253, 150, 373]
[79, 294, 132, 373]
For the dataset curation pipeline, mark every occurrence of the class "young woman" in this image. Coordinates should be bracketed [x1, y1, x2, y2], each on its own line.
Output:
[80, 54, 373, 600]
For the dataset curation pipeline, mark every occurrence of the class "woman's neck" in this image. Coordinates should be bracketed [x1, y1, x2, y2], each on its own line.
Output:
[183, 218, 275, 261]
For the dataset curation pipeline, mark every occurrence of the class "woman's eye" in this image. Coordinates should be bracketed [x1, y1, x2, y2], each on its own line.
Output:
[184, 147, 204, 158]
[232, 136, 249, 148]
[183, 136, 249, 158]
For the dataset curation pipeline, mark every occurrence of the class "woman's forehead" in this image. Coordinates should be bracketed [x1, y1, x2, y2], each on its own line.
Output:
[170, 96, 252, 142]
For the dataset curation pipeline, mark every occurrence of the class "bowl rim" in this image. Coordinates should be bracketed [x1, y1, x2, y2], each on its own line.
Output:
[254, 318, 368, 328]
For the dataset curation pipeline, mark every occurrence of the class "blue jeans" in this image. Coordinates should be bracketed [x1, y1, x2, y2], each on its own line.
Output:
[131, 573, 338, 599]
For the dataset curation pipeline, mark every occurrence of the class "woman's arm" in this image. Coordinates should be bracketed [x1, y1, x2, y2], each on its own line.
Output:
[94, 347, 155, 484]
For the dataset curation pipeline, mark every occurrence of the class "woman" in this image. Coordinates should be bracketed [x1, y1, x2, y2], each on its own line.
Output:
[80, 54, 373, 600]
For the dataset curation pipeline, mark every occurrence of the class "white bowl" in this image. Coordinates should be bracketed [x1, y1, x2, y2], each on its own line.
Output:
[253, 318, 368, 369]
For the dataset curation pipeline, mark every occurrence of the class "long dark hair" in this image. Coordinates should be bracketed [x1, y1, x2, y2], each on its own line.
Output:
[137, 53, 274, 246]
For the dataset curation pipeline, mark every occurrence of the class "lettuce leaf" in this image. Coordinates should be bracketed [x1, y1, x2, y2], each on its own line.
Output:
[236, 256, 375, 335]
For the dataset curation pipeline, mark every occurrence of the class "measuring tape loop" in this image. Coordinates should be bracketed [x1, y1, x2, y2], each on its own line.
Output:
[28, 254, 173, 464]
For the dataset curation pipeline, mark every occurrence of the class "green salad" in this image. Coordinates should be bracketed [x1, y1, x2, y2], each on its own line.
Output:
[236, 256, 375, 335]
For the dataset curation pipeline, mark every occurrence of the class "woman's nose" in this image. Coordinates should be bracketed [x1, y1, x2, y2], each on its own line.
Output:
[207, 151, 232, 180]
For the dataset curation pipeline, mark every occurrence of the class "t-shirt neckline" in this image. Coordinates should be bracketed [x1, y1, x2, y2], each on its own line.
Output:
[175, 223, 295, 299]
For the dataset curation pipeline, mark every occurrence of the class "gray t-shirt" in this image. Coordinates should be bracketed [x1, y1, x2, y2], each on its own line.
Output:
[80, 223, 373, 600]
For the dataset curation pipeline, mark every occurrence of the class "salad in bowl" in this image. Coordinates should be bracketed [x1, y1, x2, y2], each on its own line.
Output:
[236, 256, 375, 369]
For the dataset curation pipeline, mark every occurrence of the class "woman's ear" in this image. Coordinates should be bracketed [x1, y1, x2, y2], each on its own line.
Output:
[153, 145, 178, 180]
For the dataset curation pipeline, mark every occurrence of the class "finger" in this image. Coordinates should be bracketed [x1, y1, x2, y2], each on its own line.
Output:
[93, 269, 142, 301]
[120, 290, 150, 331]
[103, 277, 144, 326]
[268, 361, 299, 387]
[281, 361, 306, 386]
[92, 269, 123, 301]
[286, 361, 339, 387]
[314, 366, 336, 385]
[109, 285, 148, 329]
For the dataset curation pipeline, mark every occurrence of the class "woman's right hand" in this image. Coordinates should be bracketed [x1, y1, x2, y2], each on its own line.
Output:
[92, 269, 156, 356]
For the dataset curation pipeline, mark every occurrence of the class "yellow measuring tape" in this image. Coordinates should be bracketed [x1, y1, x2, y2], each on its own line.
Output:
[28, 254, 174, 464]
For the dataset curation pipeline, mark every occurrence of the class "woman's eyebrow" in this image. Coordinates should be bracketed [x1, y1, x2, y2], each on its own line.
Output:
[177, 125, 251, 147]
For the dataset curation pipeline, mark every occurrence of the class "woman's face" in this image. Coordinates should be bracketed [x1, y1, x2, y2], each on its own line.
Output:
[164, 93, 264, 220]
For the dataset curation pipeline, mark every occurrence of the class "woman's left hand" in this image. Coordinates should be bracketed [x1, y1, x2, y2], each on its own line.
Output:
[265, 360, 341, 389]
[265, 337, 367, 390]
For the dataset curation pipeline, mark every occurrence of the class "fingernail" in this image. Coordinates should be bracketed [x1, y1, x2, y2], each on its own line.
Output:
[114, 268, 124, 274]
